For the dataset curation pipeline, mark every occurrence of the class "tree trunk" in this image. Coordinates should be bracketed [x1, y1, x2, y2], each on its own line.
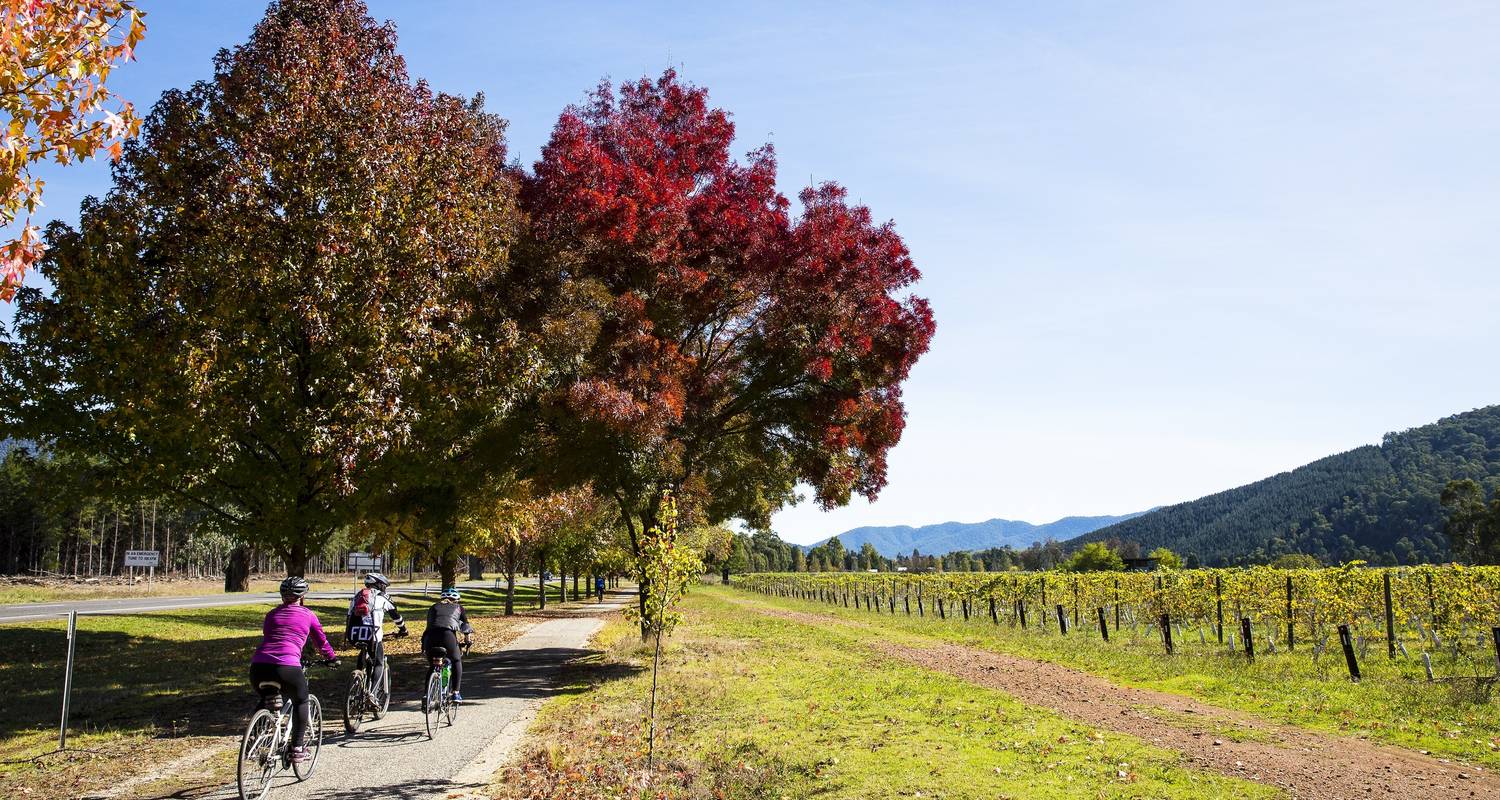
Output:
[225, 546, 251, 592]
[283, 542, 308, 577]
[467, 555, 484, 581]
[438, 553, 460, 588]
[572, 571, 579, 600]
[537, 552, 546, 610]
[504, 540, 517, 616]
[722, 564, 730, 585]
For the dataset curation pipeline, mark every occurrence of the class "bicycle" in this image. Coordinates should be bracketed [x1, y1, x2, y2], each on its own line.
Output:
[237, 659, 333, 800]
[342, 628, 404, 734]
[422, 636, 470, 739]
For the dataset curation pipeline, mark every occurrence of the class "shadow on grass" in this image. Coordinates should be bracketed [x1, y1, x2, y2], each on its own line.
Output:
[0, 603, 353, 745]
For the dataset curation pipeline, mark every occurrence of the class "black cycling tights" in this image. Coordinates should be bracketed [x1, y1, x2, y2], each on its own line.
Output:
[250, 662, 310, 746]
[422, 629, 463, 692]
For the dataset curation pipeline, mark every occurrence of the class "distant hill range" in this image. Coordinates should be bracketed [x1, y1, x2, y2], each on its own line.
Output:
[1071, 405, 1500, 566]
[809, 512, 1147, 558]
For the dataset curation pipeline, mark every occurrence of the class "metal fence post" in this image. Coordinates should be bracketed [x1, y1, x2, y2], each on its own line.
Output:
[60, 611, 77, 750]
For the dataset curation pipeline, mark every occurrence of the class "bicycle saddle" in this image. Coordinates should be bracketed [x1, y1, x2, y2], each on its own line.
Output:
[256, 681, 285, 710]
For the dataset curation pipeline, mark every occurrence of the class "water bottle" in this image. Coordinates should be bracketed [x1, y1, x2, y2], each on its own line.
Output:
[442, 663, 450, 687]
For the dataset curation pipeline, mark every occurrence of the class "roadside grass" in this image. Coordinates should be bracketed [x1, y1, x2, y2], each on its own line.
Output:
[0, 593, 546, 800]
[493, 589, 1278, 800]
[736, 586, 1500, 768]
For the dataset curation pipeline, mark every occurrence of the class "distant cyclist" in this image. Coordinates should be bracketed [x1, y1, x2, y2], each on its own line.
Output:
[250, 577, 338, 763]
[594, 574, 606, 602]
[345, 572, 407, 691]
[421, 587, 474, 701]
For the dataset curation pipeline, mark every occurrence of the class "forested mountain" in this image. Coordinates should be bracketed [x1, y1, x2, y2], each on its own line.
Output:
[1071, 405, 1500, 566]
[809, 512, 1146, 558]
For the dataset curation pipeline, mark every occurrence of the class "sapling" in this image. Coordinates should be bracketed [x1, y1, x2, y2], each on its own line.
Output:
[624, 491, 702, 772]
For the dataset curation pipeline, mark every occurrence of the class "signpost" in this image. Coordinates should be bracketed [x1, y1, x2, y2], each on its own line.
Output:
[347, 552, 383, 573]
[60, 611, 76, 749]
[124, 550, 160, 582]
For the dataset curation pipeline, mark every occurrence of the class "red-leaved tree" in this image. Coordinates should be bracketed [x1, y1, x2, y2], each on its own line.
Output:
[522, 71, 934, 608]
[0, 0, 145, 299]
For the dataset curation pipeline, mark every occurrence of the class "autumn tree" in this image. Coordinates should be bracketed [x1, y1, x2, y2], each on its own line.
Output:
[0, 0, 145, 299]
[453, 478, 537, 615]
[2, 0, 516, 581]
[528, 71, 924, 537]
[521, 71, 934, 625]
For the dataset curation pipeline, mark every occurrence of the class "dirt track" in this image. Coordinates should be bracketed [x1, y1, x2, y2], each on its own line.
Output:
[748, 603, 1500, 800]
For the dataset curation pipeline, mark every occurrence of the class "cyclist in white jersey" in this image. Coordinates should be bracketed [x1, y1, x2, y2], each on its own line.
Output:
[345, 572, 407, 690]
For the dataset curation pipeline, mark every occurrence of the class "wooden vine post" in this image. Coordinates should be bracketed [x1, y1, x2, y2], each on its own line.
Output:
[1338, 624, 1361, 682]
[1383, 572, 1396, 660]
[1215, 574, 1225, 643]
[1285, 574, 1294, 651]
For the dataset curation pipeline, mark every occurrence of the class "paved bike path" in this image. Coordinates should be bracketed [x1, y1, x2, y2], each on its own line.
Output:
[195, 596, 626, 800]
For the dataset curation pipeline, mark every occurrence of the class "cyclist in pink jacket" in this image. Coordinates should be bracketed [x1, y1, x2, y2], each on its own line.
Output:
[250, 577, 339, 762]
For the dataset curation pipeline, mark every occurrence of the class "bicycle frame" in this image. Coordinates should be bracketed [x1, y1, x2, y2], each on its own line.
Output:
[239, 660, 328, 800]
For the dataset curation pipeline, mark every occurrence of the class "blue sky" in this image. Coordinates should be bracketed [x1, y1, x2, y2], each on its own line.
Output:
[10, 2, 1500, 544]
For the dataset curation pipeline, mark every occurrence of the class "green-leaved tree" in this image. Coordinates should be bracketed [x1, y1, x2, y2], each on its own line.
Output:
[3, 0, 517, 581]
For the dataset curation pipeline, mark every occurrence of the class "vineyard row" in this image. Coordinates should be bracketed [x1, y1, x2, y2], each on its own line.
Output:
[736, 565, 1500, 682]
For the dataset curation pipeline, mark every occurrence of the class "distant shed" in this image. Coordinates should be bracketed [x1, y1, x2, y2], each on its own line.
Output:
[1121, 556, 1160, 572]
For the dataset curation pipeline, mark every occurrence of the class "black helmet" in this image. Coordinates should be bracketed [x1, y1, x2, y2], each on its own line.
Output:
[280, 576, 310, 597]
[364, 572, 390, 590]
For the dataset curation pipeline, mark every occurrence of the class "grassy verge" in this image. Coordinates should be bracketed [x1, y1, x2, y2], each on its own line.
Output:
[493, 587, 1278, 800]
[0, 586, 566, 800]
[736, 585, 1500, 768]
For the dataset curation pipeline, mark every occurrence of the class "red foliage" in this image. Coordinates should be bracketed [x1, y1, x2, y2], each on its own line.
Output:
[524, 70, 934, 520]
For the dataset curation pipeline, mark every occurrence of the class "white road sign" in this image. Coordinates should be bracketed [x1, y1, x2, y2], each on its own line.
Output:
[347, 552, 383, 571]
[124, 550, 160, 567]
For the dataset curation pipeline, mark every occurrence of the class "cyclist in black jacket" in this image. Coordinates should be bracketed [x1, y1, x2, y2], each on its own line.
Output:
[421, 587, 474, 701]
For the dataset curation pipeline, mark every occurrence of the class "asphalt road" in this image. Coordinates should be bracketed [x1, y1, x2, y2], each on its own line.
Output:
[0, 578, 553, 624]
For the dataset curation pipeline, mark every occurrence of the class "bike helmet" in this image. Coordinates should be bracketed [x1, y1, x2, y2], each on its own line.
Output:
[441, 587, 461, 600]
[364, 572, 390, 589]
[279, 576, 310, 597]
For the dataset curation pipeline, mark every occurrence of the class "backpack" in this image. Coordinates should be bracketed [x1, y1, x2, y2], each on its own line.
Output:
[346, 587, 377, 643]
[350, 587, 373, 622]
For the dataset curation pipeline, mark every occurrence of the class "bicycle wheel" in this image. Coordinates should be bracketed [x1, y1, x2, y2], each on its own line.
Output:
[237, 709, 278, 800]
[423, 672, 442, 739]
[343, 673, 367, 735]
[444, 681, 458, 726]
[294, 696, 323, 780]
